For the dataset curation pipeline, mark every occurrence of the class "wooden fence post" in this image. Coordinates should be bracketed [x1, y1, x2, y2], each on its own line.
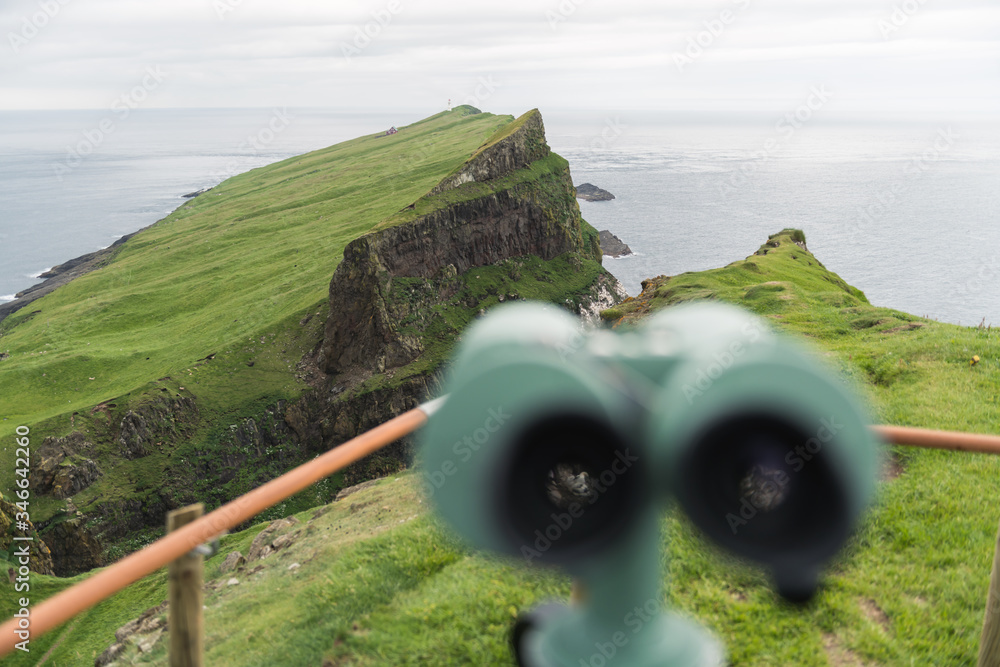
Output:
[979, 518, 1000, 666]
[168, 504, 205, 667]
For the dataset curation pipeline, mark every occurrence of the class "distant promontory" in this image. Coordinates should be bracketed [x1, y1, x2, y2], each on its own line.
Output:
[575, 183, 615, 201]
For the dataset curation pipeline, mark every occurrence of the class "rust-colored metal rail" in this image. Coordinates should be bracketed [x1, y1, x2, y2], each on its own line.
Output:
[1, 411, 998, 657]
[0, 399, 442, 657]
[876, 425, 1000, 456]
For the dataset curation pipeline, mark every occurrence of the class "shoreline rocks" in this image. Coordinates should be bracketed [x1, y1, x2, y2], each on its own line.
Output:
[598, 230, 632, 258]
[0, 184, 212, 324]
[0, 227, 148, 325]
[575, 183, 615, 201]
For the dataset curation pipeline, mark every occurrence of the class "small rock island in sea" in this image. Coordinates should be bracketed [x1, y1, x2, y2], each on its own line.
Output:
[575, 183, 615, 201]
[598, 230, 632, 257]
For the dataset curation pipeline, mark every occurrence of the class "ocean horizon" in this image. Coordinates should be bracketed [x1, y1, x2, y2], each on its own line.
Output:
[2, 107, 998, 326]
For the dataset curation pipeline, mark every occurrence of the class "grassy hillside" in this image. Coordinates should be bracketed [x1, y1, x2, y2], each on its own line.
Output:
[0, 106, 509, 438]
[605, 229, 999, 432]
[0, 107, 516, 530]
[6, 230, 998, 665]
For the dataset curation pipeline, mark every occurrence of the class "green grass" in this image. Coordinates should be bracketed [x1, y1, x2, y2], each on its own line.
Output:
[0, 107, 510, 442]
[0, 100, 620, 570]
[5, 229, 998, 665]
[608, 229, 999, 433]
[470, 107, 543, 156]
[0, 108, 513, 524]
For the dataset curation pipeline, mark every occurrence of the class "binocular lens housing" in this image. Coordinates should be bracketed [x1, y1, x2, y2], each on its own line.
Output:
[420, 303, 645, 562]
[494, 410, 647, 564]
[644, 303, 878, 603]
[674, 409, 851, 602]
[422, 301, 878, 612]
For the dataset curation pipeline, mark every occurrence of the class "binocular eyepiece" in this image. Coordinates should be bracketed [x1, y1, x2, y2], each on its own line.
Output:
[421, 301, 879, 666]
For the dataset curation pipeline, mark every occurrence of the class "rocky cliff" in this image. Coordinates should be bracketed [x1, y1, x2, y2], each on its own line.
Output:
[319, 109, 618, 377]
[429, 109, 550, 194]
[12, 108, 625, 575]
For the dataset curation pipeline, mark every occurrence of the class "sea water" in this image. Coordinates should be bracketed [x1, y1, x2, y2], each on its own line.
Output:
[546, 111, 1000, 327]
[0, 108, 418, 301]
[1, 108, 998, 326]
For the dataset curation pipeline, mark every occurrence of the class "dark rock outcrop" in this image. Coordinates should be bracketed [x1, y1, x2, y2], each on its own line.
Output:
[319, 109, 615, 376]
[119, 411, 150, 459]
[192, 401, 298, 490]
[96, 601, 169, 666]
[431, 110, 550, 194]
[599, 230, 633, 258]
[44, 517, 104, 576]
[86, 493, 173, 544]
[320, 189, 585, 374]
[286, 374, 433, 486]
[31, 432, 102, 499]
[575, 183, 615, 201]
[118, 395, 198, 460]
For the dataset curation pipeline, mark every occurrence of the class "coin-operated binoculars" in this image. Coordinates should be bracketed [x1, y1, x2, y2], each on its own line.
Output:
[420, 302, 879, 667]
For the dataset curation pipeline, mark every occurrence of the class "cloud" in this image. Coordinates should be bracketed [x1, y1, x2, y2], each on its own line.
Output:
[0, 0, 997, 115]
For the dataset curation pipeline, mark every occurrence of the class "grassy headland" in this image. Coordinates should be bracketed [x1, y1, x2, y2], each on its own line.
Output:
[0, 103, 618, 579]
[0, 106, 536, 549]
[0, 107, 509, 435]
[3, 230, 998, 665]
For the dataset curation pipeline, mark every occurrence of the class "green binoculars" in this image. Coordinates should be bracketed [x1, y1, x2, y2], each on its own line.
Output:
[421, 301, 880, 667]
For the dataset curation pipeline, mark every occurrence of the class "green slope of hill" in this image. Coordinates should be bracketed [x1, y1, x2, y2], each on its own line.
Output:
[0, 107, 508, 435]
[0, 106, 517, 554]
[6, 230, 999, 666]
[0, 104, 621, 578]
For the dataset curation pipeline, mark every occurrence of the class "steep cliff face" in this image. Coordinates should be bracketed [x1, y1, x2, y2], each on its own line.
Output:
[10, 108, 624, 573]
[319, 109, 615, 376]
[429, 109, 550, 194]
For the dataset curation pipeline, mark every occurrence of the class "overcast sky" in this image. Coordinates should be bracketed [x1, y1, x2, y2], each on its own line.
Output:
[1, 0, 998, 117]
